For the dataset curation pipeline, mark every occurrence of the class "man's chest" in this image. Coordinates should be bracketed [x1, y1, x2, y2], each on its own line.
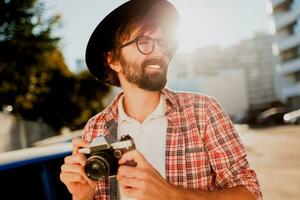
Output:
[118, 117, 168, 178]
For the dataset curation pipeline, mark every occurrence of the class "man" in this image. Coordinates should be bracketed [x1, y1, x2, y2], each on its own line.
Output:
[60, 0, 262, 200]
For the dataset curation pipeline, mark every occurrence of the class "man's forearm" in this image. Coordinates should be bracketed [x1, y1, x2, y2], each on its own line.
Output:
[169, 185, 255, 200]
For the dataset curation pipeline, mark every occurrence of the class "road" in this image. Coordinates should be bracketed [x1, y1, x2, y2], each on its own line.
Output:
[237, 125, 300, 200]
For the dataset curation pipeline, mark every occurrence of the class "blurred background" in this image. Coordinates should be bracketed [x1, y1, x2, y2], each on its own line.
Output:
[0, 0, 299, 199]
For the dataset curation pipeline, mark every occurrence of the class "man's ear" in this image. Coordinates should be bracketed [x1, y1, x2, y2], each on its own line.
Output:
[106, 52, 122, 73]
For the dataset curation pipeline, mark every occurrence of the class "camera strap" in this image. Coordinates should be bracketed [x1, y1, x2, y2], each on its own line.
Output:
[106, 119, 118, 141]
[109, 176, 119, 200]
[106, 119, 119, 200]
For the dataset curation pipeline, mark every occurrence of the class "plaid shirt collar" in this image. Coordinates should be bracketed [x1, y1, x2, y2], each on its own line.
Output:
[102, 87, 180, 125]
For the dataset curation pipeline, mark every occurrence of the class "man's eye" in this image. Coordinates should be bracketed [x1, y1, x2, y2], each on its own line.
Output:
[138, 40, 151, 45]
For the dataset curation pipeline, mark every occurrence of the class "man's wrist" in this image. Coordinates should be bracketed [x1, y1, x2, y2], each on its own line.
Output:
[72, 193, 94, 200]
[166, 185, 256, 200]
[72, 196, 93, 200]
[167, 184, 207, 200]
[167, 184, 185, 200]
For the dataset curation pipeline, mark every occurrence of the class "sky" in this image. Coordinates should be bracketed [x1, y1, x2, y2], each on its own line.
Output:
[45, 0, 272, 72]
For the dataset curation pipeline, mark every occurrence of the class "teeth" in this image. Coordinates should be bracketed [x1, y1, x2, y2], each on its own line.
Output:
[148, 65, 160, 69]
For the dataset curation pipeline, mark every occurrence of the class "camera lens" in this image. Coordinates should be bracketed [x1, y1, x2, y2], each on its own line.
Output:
[85, 155, 110, 181]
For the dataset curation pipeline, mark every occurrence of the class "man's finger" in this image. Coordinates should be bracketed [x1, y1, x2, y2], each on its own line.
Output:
[121, 186, 143, 199]
[61, 163, 96, 187]
[60, 171, 87, 185]
[118, 149, 149, 168]
[64, 154, 86, 166]
[118, 176, 145, 190]
[72, 137, 89, 155]
[117, 165, 147, 180]
[61, 164, 89, 182]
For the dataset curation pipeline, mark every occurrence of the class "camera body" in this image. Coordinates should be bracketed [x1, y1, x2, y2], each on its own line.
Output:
[79, 135, 135, 181]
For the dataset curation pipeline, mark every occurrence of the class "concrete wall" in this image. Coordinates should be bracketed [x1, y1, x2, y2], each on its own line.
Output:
[168, 68, 248, 118]
[0, 112, 56, 152]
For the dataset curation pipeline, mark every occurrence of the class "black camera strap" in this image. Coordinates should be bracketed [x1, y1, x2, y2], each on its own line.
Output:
[106, 119, 118, 141]
[109, 176, 119, 200]
[106, 119, 119, 200]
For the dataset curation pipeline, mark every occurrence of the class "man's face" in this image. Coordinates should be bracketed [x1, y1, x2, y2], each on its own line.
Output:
[118, 27, 171, 91]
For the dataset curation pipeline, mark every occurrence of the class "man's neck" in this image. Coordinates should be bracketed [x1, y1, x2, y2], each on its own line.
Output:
[121, 84, 161, 123]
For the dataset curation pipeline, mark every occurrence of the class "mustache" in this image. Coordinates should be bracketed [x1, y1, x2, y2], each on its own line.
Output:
[141, 59, 167, 69]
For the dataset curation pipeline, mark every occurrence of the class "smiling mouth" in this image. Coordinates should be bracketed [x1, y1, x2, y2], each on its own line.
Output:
[147, 64, 161, 69]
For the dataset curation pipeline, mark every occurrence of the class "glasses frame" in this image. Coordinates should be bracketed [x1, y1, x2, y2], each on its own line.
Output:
[119, 35, 171, 55]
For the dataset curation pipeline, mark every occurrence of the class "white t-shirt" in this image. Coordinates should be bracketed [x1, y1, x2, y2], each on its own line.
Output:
[117, 94, 167, 200]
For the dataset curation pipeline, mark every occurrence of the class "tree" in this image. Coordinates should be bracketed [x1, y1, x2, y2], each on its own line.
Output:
[71, 71, 110, 129]
[0, 0, 110, 131]
[0, 0, 63, 111]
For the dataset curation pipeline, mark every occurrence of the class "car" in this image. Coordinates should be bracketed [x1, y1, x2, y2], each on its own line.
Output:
[284, 109, 300, 124]
[255, 106, 287, 126]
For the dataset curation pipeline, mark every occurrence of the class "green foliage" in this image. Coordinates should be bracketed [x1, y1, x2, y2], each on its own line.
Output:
[0, 0, 110, 131]
[71, 71, 110, 129]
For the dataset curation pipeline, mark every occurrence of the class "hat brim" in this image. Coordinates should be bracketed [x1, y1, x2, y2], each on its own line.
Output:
[85, 0, 179, 86]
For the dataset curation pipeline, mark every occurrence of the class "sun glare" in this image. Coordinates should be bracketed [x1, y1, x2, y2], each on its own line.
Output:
[172, 0, 234, 53]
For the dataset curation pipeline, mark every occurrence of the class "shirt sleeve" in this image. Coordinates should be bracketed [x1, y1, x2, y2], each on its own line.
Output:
[203, 97, 262, 200]
[82, 120, 110, 200]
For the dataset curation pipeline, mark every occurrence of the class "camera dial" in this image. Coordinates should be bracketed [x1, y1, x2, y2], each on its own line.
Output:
[114, 149, 122, 158]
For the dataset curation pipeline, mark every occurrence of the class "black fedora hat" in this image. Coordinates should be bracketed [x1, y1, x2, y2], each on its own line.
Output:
[85, 0, 179, 86]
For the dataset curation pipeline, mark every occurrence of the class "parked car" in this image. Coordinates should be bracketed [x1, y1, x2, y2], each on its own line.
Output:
[284, 109, 300, 124]
[239, 106, 288, 127]
[256, 106, 287, 126]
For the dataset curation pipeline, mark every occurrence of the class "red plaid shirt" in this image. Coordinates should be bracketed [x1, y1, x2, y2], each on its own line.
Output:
[82, 88, 262, 200]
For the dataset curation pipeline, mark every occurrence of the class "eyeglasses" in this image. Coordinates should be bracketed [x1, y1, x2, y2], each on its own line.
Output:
[120, 35, 175, 55]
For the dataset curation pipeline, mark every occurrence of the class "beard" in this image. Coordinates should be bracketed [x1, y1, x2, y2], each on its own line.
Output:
[119, 56, 168, 91]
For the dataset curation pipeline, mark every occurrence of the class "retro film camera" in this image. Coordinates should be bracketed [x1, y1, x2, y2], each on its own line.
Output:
[79, 135, 136, 181]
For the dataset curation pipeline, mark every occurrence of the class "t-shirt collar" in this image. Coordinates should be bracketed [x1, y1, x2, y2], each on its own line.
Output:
[118, 94, 165, 124]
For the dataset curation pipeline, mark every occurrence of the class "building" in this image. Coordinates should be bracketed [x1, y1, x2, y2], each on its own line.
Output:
[169, 46, 249, 118]
[168, 68, 249, 118]
[225, 33, 278, 110]
[267, 0, 300, 109]
[169, 33, 277, 119]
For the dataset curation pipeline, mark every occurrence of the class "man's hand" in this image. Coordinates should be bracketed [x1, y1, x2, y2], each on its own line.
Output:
[116, 150, 256, 200]
[60, 138, 96, 200]
[117, 149, 175, 200]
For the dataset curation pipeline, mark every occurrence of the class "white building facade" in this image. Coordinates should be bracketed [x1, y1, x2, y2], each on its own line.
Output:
[267, 0, 300, 108]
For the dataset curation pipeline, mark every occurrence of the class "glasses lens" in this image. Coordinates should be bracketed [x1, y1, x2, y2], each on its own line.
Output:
[137, 36, 154, 54]
[157, 39, 169, 53]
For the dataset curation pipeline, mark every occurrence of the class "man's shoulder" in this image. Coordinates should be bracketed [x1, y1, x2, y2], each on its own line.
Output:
[175, 90, 212, 101]
[86, 109, 107, 127]
[82, 101, 118, 142]
[85, 96, 119, 131]
[164, 88, 213, 108]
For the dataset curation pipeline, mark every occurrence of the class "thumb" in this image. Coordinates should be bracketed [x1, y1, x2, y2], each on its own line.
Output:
[72, 137, 89, 155]
[119, 149, 150, 168]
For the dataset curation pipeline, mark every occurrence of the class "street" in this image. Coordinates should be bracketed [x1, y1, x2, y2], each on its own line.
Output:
[237, 125, 300, 200]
